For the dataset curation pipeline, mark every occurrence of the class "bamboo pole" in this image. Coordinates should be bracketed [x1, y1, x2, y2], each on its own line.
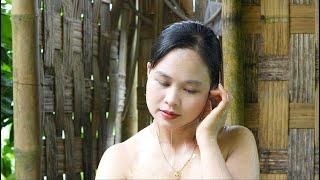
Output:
[115, 7, 129, 143]
[122, 1, 141, 141]
[106, 0, 124, 148]
[221, 0, 244, 125]
[12, 1, 40, 179]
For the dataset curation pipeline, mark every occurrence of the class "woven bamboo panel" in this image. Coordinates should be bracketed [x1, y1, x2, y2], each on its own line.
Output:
[244, 34, 261, 103]
[260, 149, 288, 173]
[260, 174, 287, 180]
[258, 56, 289, 80]
[244, 103, 259, 128]
[316, 0, 319, 82]
[289, 34, 315, 103]
[251, 128, 260, 147]
[316, 83, 319, 179]
[241, 5, 261, 34]
[289, 103, 315, 128]
[315, 1, 319, 177]
[245, 102, 316, 129]
[290, 0, 313, 5]
[257, 81, 289, 180]
[258, 53, 289, 178]
[258, 81, 289, 149]
[41, 138, 97, 175]
[38, 0, 112, 179]
[290, 5, 315, 33]
[242, 4, 315, 34]
[316, 84, 319, 152]
[43, 75, 97, 112]
[288, 129, 314, 179]
[261, 0, 289, 55]
[241, 0, 260, 5]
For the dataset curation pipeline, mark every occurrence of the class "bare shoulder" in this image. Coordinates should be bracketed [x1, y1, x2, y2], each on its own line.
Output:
[95, 143, 128, 179]
[222, 125, 258, 155]
[122, 124, 153, 149]
[222, 125, 260, 179]
[224, 125, 255, 140]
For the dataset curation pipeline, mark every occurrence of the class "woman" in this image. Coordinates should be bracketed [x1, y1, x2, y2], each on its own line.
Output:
[96, 21, 259, 179]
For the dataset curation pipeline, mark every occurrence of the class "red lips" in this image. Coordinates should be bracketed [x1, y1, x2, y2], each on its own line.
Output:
[160, 110, 180, 120]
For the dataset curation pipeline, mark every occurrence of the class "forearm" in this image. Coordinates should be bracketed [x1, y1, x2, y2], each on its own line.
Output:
[197, 133, 232, 179]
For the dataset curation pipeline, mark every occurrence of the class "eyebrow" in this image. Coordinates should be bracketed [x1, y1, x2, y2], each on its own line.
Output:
[155, 71, 203, 85]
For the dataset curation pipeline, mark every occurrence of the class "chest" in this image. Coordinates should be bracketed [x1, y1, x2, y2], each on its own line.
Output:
[124, 129, 230, 179]
[126, 149, 203, 179]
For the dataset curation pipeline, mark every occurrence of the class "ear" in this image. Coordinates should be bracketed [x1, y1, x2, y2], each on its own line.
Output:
[147, 62, 152, 77]
[210, 88, 222, 107]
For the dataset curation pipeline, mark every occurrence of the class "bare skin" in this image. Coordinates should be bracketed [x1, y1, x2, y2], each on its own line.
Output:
[96, 48, 259, 179]
[95, 124, 258, 179]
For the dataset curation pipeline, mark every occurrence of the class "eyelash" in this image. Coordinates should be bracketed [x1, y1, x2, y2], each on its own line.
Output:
[157, 80, 198, 94]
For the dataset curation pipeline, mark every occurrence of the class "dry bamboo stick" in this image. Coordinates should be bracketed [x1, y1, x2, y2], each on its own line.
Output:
[12, 1, 40, 179]
[115, 8, 130, 143]
[122, 1, 141, 141]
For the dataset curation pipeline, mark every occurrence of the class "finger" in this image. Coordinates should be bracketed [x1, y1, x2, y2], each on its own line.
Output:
[218, 84, 229, 103]
[202, 99, 227, 126]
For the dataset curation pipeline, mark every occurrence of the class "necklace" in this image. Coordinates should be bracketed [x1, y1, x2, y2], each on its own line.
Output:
[155, 123, 197, 179]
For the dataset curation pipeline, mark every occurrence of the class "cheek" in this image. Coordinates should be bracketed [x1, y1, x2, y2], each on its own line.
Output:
[182, 94, 208, 118]
[145, 80, 163, 113]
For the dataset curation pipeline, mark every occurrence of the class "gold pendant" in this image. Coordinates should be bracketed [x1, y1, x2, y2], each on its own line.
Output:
[174, 171, 181, 178]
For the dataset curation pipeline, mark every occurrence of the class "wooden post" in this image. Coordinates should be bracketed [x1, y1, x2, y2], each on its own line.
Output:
[12, 0, 40, 179]
[221, 0, 244, 125]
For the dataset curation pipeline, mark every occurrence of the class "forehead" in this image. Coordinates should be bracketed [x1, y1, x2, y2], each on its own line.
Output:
[151, 48, 210, 82]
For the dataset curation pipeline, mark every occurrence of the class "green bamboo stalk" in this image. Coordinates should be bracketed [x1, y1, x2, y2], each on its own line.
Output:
[12, 1, 40, 179]
[221, 0, 244, 125]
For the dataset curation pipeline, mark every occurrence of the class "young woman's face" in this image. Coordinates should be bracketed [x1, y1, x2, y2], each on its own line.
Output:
[146, 48, 211, 129]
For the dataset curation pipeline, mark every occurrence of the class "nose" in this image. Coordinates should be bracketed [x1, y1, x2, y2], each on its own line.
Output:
[164, 87, 180, 107]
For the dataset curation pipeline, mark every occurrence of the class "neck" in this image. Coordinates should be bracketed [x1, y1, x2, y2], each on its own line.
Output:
[152, 120, 198, 150]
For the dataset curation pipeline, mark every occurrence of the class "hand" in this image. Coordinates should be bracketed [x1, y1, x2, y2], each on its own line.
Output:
[196, 84, 232, 139]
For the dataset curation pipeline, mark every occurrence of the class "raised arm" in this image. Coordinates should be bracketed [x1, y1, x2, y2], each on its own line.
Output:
[197, 126, 259, 179]
[196, 84, 259, 179]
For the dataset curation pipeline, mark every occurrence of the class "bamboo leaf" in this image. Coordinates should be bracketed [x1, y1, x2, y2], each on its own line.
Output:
[1, 14, 12, 49]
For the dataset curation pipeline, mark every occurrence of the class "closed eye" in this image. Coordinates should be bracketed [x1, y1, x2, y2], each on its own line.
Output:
[157, 80, 170, 87]
[184, 89, 198, 94]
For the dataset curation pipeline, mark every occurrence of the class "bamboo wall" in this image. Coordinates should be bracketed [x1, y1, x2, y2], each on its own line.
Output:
[36, 0, 319, 179]
[242, 0, 319, 179]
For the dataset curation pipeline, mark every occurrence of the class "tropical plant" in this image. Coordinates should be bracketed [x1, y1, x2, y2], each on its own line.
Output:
[1, 0, 15, 179]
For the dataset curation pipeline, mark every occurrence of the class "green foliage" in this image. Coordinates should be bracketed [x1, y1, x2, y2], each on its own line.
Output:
[1, 0, 15, 178]
[1, 46, 13, 129]
[1, 0, 12, 49]
[1, 129, 14, 178]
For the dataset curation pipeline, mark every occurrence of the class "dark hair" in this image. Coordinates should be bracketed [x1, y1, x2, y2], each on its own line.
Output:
[149, 21, 221, 89]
